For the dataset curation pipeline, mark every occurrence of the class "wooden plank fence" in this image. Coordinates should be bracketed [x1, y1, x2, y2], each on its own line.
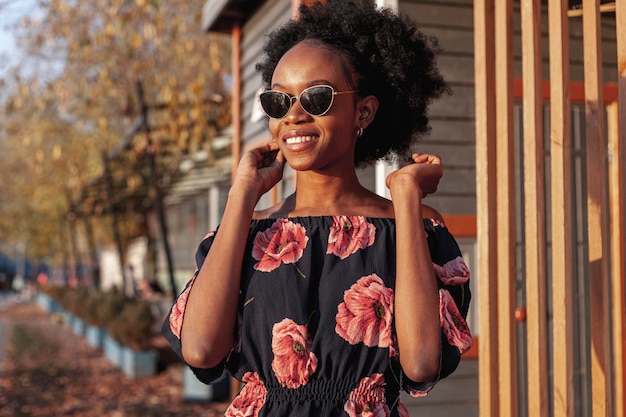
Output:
[475, 1, 625, 416]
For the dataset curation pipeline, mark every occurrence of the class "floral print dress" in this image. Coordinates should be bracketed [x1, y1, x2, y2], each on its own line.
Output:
[162, 216, 472, 417]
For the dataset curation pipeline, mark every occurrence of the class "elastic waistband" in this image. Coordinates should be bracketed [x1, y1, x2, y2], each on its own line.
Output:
[265, 378, 355, 403]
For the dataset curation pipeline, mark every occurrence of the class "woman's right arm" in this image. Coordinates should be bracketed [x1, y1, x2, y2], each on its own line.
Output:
[180, 142, 285, 368]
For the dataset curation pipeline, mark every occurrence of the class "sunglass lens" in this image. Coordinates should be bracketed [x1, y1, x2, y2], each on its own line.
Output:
[300, 86, 333, 116]
[260, 91, 291, 118]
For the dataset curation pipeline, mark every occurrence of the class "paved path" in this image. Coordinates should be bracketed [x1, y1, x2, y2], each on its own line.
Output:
[0, 320, 8, 365]
[0, 292, 16, 371]
[0, 290, 35, 368]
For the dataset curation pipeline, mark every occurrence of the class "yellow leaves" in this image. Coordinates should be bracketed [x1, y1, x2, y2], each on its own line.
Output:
[177, 112, 189, 126]
[143, 23, 156, 40]
[126, 174, 141, 192]
[159, 85, 173, 103]
[131, 33, 143, 49]
[51, 0, 69, 12]
[35, 148, 45, 164]
[106, 23, 116, 38]
[189, 105, 202, 122]
[52, 144, 62, 161]
[1, 0, 233, 260]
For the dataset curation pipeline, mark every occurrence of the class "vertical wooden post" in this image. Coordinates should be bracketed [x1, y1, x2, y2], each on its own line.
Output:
[612, 3, 626, 415]
[582, 1, 612, 416]
[520, 1, 548, 416]
[495, 0, 517, 415]
[474, 0, 499, 415]
[230, 23, 242, 182]
[607, 101, 624, 417]
[548, 2, 574, 416]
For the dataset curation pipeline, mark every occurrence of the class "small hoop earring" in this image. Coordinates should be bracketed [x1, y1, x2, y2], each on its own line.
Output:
[356, 126, 364, 138]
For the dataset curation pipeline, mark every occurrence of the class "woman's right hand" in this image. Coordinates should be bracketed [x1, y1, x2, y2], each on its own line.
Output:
[232, 141, 286, 199]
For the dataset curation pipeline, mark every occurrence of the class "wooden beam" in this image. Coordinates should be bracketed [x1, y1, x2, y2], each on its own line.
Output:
[567, 1, 616, 17]
[230, 23, 242, 182]
[548, 1, 574, 415]
[611, 2, 626, 413]
[607, 101, 625, 417]
[520, 1, 548, 416]
[495, 0, 518, 415]
[582, 0, 612, 415]
[473, 0, 499, 416]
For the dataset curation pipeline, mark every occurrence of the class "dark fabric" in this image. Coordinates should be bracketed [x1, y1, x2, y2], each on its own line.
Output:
[161, 216, 472, 416]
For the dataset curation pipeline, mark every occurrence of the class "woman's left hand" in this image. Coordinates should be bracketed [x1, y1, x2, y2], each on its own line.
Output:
[385, 153, 443, 198]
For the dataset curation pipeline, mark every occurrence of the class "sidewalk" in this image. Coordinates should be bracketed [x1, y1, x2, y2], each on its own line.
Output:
[0, 299, 229, 417]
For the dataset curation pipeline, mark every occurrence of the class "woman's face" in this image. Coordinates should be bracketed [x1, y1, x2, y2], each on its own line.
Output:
[267, 41, 362, 173]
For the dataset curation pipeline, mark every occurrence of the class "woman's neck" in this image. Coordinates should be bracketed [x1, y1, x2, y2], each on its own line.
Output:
[254, 170, 393, 218]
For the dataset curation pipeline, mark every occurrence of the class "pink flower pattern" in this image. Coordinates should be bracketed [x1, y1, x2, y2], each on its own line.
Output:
[432, 256, 470, 285]
[336, 274, 394, 348]
[430, 218, 446, 228]
[440, 289, 473, 354]
[252, 219, 308, 272]
[163, 217, 472, 415]
[224, 372, 267, 417]
[271, 318, 318, 388]
[406, 385, 431, 398]
[344, 373, 390, 417]
[327, 216, 376, 259]
[169, 276, 195, 339]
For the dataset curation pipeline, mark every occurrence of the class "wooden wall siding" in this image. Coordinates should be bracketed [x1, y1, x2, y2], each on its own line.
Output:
[239, 0, 291, 147]
[520, 2, 548, 417]
[238, 0, 292, 209]
[401, 0, 477, 215]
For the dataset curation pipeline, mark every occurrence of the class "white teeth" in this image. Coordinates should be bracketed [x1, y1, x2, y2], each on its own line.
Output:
[285, 136, 315, 144]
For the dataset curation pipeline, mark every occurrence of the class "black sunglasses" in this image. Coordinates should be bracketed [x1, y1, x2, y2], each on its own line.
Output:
[259, 85, 359, 119]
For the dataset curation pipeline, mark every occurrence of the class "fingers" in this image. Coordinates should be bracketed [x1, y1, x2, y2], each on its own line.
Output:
[408, 152, 442, 165]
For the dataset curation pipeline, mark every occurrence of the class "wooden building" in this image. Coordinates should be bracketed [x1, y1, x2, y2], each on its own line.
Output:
[183, 0, 624, 416]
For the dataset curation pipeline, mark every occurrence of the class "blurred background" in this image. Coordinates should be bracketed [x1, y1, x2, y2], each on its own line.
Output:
[0, 0, 232, 297]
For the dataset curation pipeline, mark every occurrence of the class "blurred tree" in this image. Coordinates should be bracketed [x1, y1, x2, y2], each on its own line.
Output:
[0, 0, 231, 269]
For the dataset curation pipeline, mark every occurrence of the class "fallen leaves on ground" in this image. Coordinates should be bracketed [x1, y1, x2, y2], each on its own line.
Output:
[0, 302, 229, 417]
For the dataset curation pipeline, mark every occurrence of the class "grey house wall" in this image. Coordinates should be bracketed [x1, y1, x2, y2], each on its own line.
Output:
[400, 0, 477, 216]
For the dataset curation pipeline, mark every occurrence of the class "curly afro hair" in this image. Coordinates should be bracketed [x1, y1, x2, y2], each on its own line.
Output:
[256, 0, 449, 167]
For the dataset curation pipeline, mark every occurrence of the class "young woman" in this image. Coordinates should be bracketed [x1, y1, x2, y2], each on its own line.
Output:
[163, 1, 472, 415]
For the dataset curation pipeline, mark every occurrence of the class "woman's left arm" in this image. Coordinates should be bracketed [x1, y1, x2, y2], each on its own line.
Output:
[387, 153, 443, 383]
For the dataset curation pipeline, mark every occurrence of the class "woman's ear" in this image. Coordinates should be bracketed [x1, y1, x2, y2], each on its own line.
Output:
[357, 95, 378, 129]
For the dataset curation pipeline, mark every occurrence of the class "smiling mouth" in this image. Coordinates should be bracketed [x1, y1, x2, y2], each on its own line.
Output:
[285, 135, 317, 145]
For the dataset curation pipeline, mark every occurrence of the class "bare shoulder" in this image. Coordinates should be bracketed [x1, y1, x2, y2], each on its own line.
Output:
[251, 194, 296, 219]
[422, 204, 445, 221]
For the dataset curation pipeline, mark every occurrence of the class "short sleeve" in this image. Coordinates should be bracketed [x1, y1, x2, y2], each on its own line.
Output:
[402, 219, 473, 397]
[160, 231, 227, 384]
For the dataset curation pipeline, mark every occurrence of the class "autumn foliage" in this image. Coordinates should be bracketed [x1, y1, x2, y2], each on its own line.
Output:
[0, 0, 231, 265]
